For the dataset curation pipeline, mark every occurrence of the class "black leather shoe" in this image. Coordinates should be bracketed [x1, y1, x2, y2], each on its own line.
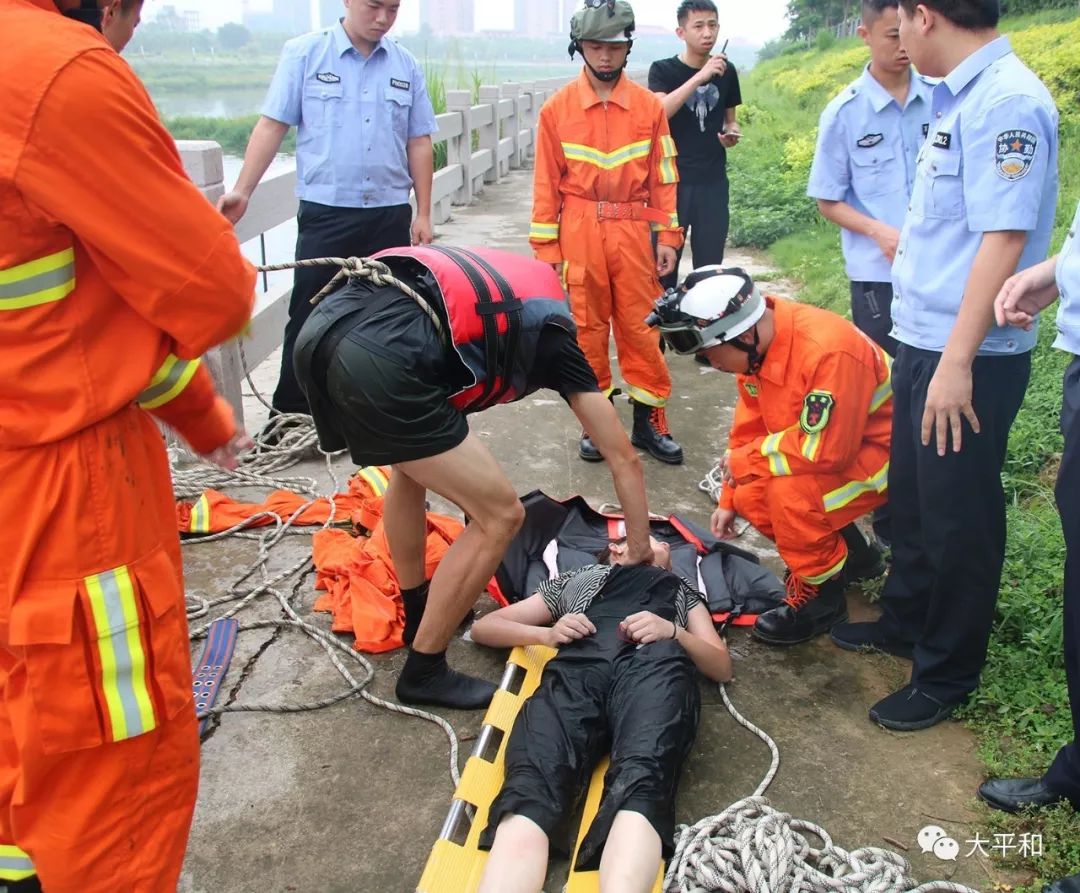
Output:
[978, 777, 1066, 814]
[753, 576, 847, 645]
[1044, 872, 1080, 893]
[830, 620, 914, 659]
[839, 523, 887, 584]
[630, 400, 684, 465]
[869, 685, 958, 731]
[579, 431, 603, 462]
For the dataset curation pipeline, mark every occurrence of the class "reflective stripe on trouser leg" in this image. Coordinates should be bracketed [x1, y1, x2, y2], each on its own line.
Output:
[0, 845, 35, 881]
[84, 567, 157, 742]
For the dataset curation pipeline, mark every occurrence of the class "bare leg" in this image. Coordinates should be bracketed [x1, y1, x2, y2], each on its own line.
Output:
[392, 433, 525, 709]
[383, 469, 428, 589]
[477, 815, 549, 893]
[394, 433, 524, 652]
[598, 811, 662, 893]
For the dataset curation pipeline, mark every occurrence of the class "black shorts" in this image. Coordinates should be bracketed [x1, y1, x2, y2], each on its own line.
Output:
[478, 602, 700, 869]
[294, 283, 469, 467]
[322, 335, 468, 466]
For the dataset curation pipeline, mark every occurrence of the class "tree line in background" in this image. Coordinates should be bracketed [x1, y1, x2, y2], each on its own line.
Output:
[783, 0, 1078, 40]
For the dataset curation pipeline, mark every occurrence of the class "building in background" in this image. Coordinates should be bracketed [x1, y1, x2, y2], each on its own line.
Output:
[514, 0, 559, 35]
[420, 0, 474, 35]
[317, 0, 342, 29]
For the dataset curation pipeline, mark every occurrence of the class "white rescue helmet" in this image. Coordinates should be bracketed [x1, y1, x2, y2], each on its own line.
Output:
[647, 266, 766, 355]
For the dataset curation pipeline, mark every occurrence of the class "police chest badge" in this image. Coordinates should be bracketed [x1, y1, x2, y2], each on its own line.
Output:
[996, 130, 1038, 181]
[800, 391, 834, 434]
[316, 71, 341, 84]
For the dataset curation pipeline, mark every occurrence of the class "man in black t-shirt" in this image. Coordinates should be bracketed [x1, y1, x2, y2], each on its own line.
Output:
[292, 247, 656, 714]
[649, 0, 742, 291]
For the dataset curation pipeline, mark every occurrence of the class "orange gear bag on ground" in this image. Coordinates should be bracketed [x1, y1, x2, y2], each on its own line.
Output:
[176, 466, 391, 534]
[312, 512, 471, 653]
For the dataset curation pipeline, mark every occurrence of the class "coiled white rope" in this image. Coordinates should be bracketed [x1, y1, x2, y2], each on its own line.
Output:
[662, 686, 981, 893]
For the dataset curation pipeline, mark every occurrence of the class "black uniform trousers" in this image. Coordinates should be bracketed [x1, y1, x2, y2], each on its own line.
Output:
[659, 175, 729, 292]
[849, 281, 899, 358]
[879, 345, 1030, 704]
[850, 281, 898, 543]
[271, 200, 412, 414]
[1045, 356, 1080, 807]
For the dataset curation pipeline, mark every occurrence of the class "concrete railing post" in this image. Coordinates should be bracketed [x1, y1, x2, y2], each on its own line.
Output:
[176, 139, 245, 430]
[478, 85, 501, 185]
[445, 90, 474, 205]
[501, 83, 524, 169]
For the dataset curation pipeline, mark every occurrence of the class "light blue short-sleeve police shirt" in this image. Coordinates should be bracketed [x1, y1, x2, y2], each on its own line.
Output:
[891, 37, 1059, 354]
[261, 21, 438, 208]
[1055, 201, 1080, 356]
[807, 66, 932, 283]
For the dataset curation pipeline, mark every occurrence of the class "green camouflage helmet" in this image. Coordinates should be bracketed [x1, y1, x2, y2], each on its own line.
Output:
[570, 0, 635, 43]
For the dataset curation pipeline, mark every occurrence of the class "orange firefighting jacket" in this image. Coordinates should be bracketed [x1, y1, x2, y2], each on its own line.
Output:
[720, 297, 893, 511]
[0, 0, 256, 453]
[529, 70, 684, 263]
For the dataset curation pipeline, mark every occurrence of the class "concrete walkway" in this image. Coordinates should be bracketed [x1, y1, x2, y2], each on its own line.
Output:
[179, 169, 1003, 893]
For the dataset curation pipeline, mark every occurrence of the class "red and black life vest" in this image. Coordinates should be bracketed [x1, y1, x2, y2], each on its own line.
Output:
[374, 245, 574, 413]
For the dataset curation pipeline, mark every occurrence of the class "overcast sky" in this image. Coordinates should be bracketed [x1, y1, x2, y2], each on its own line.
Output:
[145, 1, 789, 45]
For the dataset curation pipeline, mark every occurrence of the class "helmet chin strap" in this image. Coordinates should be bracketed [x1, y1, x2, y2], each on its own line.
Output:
[62, 0, 104, 31]
[730, 326, 765, 375]
[570, 39, 633, 83]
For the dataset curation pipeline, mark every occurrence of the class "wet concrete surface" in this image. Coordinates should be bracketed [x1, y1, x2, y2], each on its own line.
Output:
[180, 169, 1006, 892]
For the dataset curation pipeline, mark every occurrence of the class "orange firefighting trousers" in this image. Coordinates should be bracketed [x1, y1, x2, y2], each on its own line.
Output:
[0, 406, 198, 891]
[560, 201, 672, 406]
[730, 442, 889, 585]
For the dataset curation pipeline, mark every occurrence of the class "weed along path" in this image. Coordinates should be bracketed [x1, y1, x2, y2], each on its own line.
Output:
[180, 169, 1010, 892]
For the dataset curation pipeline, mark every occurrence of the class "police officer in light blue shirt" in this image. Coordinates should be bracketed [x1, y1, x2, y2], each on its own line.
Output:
[979, 202, 1080, 893]
[219, 0, 438, 421]
[829, 0, 1059, 733]
[807, 0, 932, 357]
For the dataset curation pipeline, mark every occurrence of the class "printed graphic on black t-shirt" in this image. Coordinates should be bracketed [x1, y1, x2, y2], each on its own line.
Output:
[648, 55, 742, 183]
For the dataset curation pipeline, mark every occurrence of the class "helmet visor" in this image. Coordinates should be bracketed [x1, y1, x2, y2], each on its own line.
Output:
[658, 325, 706, 355]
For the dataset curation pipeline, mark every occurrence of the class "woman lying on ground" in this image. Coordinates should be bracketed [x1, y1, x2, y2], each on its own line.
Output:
[470, 536, 732, 893]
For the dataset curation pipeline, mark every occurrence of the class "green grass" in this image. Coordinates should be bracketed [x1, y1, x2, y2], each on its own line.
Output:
[739, 13, 1080, 889]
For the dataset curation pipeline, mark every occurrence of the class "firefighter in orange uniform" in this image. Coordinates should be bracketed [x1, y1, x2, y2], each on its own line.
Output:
[531, 0, 686, 465]
[651, 268, 891, 645]
[0, 1, 256, 890]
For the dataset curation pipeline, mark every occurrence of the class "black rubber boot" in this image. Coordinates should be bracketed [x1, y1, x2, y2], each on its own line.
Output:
[401, 581, 430, 647]
[752, 575, 847, 645]
[630, 400, 684, 465]
[839, 523, 887, 584]
[395, 649, 496, 710]
[579, 431, 603, 462]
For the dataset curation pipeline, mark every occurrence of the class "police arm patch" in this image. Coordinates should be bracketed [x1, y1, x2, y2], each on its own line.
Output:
[996, 130, 1038, 181]
[800, 390, 835, 434]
